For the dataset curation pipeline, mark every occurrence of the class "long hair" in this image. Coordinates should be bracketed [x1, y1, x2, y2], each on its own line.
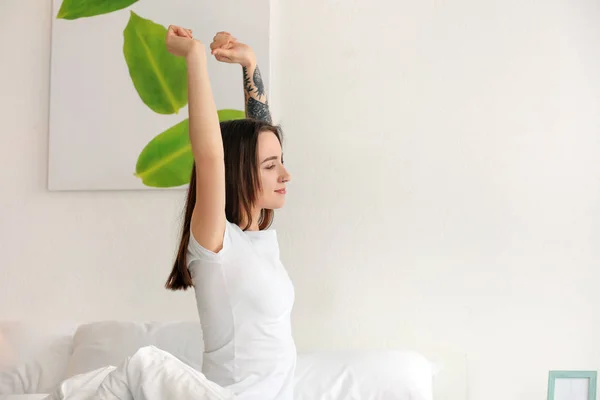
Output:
[165, 119, 283, 291]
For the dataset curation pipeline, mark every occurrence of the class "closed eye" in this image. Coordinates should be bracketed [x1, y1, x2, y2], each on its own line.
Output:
[261, 154, 284, 165]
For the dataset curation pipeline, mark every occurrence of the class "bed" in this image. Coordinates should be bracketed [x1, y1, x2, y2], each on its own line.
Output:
[0, 321, 437, 399]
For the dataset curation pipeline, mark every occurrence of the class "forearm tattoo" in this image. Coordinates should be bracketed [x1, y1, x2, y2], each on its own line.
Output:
[243, 65, 272, 124]
[252, 66, 266, 97]
[247, 97, 271, 123]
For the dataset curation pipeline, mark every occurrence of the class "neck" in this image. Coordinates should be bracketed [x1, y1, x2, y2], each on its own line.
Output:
[241, 207, 263, 231]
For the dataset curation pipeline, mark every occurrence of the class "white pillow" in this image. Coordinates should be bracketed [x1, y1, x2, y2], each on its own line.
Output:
[293, 350, 435, 400]
[64, 321, 204, 379]
[0, 322, 75, 394]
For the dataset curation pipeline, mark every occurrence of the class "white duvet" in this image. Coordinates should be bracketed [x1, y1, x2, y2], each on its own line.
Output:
[43, 346, 235, 400]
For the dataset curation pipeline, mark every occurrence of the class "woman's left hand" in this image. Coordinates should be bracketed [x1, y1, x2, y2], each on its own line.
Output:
[209, 31, 256, 67]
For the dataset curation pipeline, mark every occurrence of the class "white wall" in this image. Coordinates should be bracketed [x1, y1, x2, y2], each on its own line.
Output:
[2, 1, 600, 399]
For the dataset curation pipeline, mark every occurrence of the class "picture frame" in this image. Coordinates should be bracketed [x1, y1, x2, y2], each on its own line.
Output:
[548, 370, 597, 400]
[47, 0, 270, 191]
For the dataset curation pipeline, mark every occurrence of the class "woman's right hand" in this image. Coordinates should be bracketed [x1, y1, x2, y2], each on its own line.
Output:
[166, 25, 202, 58]
[210, 32, 256, 67]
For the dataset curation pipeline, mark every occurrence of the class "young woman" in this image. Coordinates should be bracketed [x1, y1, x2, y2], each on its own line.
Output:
[164, 26, 296, 400]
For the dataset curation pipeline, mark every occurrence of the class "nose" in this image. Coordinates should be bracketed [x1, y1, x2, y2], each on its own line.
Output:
[280, 166, 291, 183]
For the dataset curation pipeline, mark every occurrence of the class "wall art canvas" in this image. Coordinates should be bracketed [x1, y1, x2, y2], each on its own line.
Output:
[48, 0, 270, 191]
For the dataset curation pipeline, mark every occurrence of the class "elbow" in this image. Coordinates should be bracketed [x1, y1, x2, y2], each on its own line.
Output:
[190, 137, 224, 161]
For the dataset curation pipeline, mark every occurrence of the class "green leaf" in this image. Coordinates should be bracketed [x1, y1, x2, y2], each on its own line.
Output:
[123, 11, 188, 115]
[218, 109, 246, 121]
[135, 119, 193, 188]
[56, 0, 138, 20]
[135, 110, 245, 188]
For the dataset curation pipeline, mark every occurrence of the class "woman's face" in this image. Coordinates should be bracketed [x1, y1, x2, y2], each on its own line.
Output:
[255, 130, 291, 210]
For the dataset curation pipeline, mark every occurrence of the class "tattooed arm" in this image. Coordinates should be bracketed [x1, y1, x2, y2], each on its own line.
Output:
[242, 61, 272, 123]
[210, 32, 272, 123]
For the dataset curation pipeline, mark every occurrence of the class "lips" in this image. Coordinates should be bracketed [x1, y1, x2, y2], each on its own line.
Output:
[275, 188, 286, 194]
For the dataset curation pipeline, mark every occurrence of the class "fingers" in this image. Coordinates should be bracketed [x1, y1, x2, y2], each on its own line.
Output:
[213, 31, 232, 41]
[211, 44, 234, 56]
[167, 26, 236, 48]
[176, 26, 191, 38]
[210, 37, 230, 49]
[212, 48, 234, 59]
[167, 25, 193, 39]
[212, 32, 236, 45]
[210, 32, 237, 54]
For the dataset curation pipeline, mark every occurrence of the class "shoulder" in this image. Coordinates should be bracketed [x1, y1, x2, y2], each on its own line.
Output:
[187, 219, 246, 263]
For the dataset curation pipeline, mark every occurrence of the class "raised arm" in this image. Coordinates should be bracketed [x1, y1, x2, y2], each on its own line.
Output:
[166, 26, 226, 253]
[210, 32, 272, 123]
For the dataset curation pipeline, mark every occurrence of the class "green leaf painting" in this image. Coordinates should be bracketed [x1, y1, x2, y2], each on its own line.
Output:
[123, 11, 188, 115]
[135, 110, 246, 187]
[56, 0, 139, 20]
[135, 119, 193, 188]
[56, 0, 251, 189]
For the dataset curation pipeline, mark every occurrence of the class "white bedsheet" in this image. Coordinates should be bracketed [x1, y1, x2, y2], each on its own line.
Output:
[1, 345, 436, 400]
[42, 346, 235, 400]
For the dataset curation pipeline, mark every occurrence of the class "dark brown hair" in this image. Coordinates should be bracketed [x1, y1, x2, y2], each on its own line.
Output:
[165, 119, 283, 291]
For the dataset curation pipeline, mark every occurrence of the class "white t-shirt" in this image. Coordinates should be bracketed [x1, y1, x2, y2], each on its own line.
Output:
[187, 220, 296, 400]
